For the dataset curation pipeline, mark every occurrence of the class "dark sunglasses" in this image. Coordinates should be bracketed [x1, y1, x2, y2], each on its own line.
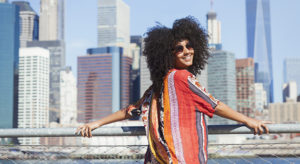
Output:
[173, 43, 193, 53]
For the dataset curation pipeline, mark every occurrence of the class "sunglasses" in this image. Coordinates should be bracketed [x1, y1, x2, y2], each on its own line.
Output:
[173, 43, 194, 53]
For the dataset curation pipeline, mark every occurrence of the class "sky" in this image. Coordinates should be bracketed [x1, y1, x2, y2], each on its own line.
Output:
[18, 0, 300, 103]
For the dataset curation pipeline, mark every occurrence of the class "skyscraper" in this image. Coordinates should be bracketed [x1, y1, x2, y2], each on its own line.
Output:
[283, 58, 300, 96]
[236, 58, 255, 117]
[39, 0, 64, 40]
[12, 1, 39, 47]
[130, 35, 142, 103]
[0, 3, 19, 130]
[97, 0, 130, 55]
[120, 55, 133, 108]
[206, 11, 222, 50]
[78, 47, 131, 123]
[246, 0, 273, 103]
[196, 66, 208, 89]
[18, 47, 49, 145]
[207, 50, 236, 125]
[204, 6, 222, 88]
[254, 83, 267, 112]
[27, 40, 65, 122]
[282, 81, 297, 102]
[33, 0, 65, 123]
[130, 35, 143, 57]
[60, 67, 77, 125]
[77, 53, 114, 123]
[140, 55, 151, 97]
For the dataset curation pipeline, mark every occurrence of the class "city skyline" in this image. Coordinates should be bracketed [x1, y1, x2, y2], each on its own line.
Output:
[1, 0, 300, 150]
[12, 0, 300, 103]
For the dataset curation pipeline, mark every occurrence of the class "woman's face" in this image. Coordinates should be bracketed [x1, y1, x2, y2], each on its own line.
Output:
[173, 39, 194, 69]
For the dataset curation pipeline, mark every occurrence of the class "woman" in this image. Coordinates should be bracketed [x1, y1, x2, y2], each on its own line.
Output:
[76, 16, 270, 164]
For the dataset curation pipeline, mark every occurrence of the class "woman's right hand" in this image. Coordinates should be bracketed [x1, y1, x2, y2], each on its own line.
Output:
[76, 122, 100, 138]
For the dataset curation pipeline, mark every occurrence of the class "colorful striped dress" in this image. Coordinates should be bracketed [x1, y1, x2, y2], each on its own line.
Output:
[128, 69, 219, 164]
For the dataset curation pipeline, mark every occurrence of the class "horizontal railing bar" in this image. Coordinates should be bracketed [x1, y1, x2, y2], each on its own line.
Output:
[1, 142, 300, 147]
[0, 124, 299, 137]
[208, 124, 300, 134]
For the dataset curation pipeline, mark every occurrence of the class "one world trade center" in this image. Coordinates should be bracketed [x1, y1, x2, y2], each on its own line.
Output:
[246, 0, 274, 103]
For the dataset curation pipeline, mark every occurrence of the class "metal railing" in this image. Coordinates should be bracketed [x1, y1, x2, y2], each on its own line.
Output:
[1, 124, 300, 163]
[1, 124, 300, 137]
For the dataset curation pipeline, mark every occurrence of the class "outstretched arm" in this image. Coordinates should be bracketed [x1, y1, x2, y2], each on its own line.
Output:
[76, 107, 133, 138]
[214, 102, 270, 135]
[76, 86, 152, 138]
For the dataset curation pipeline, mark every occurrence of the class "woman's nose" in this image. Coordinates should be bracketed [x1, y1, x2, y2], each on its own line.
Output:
[183, 46, 189, 54]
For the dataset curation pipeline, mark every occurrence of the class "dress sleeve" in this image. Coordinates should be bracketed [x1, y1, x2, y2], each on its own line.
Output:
[126, 85, 152, 117]
[174, 70, 219, 118]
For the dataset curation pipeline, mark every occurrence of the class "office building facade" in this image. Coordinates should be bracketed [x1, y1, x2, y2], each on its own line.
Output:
[269, 101, 300, 123]
[0, 3, 19, 130]
[78, 47, 131, 123]
[282, 81, 297, 102]
[39, 0, 64, 40]
[246, 0, 274, 103]
[254, 83, 267, 112]
[207, 50, 236, 125]
[60, 67, 77, 125]
[27, 40, 65, 122]
[206, 11, 222, 50]
[129, 43, 140, 104]
[97, 0, 130, 55]
[18, 47, 49, 145]
[130, 35, 143, 55]
[120, 56, 132, 108]
[197, 66, 208, 89]
[77, 53, 113, 123]
[130, 35, 143, 103]
[236, 58, 255, 117]
[140, 55, 151, 97]
[284, 58, 300, 96]
[12, 1, 39, 47]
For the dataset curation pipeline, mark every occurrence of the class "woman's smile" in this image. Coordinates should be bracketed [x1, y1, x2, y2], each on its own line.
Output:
[173, 39, 194, 69]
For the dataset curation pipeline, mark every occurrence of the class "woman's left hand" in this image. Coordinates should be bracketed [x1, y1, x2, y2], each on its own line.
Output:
[244, 118, 271, 135]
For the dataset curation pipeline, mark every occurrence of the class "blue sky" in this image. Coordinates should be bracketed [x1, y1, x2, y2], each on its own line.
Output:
[24, 0, 300, 103]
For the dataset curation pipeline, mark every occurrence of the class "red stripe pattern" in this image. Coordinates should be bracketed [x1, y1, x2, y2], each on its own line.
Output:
[127, 69, 219, 163]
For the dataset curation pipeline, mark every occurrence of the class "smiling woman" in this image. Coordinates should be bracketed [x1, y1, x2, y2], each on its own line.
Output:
[77, 16, 270, 164]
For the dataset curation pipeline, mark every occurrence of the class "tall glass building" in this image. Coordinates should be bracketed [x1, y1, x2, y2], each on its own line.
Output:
[0, 3, 19, 130]
[207, 50, 236, 125]
[246, 0, 274, 103]
[120, 55, 132, 109]
[78, 47, 132, 123]
[39, 0, 64, 40]
[98, 0, 130, 55]
[284, 58, 300, 96]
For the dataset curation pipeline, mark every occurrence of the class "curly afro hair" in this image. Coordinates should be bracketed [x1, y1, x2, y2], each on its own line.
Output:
[143, 16, 210, 93]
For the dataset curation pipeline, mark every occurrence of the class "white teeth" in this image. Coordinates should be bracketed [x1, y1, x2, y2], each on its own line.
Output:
[183, 55, 191, 60]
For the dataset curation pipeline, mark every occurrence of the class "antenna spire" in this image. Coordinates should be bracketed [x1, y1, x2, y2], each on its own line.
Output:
[210, 0, 214, 11]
